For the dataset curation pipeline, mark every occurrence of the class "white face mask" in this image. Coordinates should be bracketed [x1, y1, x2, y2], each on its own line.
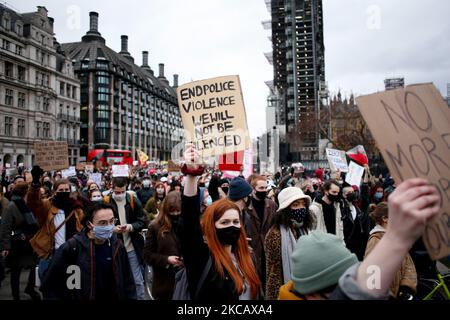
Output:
[70, 185, 77, 193]
[91, 196, 103, 202]
[112, 192, 126, 202]
[156, 188, 165, 195]
[143, 180, 151, 188]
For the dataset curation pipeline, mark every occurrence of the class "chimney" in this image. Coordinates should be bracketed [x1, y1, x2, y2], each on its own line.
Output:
[142, 51, 149, 66]
[158, 63, 165, 78]
[173, 74, 179, 88]
[82, 12, 104, 43]
[121, 35, 129, 53]
[89, 12, 99, 33]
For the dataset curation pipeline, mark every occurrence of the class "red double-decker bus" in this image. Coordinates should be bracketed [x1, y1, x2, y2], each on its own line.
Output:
[87, 149, 133, 167]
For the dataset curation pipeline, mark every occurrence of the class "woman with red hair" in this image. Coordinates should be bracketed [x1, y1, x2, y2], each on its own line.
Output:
[179, 144, 261, 301]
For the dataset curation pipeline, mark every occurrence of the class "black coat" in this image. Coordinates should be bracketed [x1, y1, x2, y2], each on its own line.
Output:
[341, 202, 370, 261]
[40, 230, 136, 300]
[137, 187, 154, 210]
[0, 198, 37, 268]
[180, 194, 240, 302]
[143, 221, 182, 300]
[108, 192, 146, 264]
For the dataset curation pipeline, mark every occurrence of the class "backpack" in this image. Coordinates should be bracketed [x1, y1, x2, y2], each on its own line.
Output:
[172, 256, 212, 300]
[104, 191, 135, 209]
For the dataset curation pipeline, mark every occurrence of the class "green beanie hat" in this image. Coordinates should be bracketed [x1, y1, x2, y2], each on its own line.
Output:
[291, 230, 359, 295]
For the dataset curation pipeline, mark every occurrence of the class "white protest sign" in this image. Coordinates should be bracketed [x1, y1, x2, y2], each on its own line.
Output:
[18, 163, 24, 167]
[61, 166, 76, 178]
[89, 173, 102, 186]
[112, 165, 129, 177]
[345, 161, 365, 186]
[325, 148, 349, 172]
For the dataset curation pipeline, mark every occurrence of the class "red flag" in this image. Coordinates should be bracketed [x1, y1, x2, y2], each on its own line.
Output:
[346, 145, 368, 166]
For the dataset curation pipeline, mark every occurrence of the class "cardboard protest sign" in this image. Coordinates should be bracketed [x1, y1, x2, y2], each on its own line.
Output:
[356, 83, 450, 260]
[168, 160, 180, 172]
[177, 75, 250, 159]
[112, 165, 129, 177]
[345, 161, 365, 187]
[219, 150, 244, 172]
[325, 148, 349, 172]
[61, 166, 76, 178]
[90, 173, 102, 186]
[34, 141, 69, 172]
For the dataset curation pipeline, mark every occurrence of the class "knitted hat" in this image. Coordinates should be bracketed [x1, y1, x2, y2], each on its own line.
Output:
[228, 177, 252, 201]
[277, 187, 311, 212]
[291, 230, 358, 294]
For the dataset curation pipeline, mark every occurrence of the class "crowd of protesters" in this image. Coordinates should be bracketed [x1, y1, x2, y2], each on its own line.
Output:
[0, 144, 445, 301]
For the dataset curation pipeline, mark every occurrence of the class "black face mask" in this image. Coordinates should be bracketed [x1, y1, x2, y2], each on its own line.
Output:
[221, 187, 229, 194]
[313, 184, 319, 191]
[216, 226, 241, 245]
[346, 193, 356, 203]
[43, 181, 53, 190]
[53, 192, 70, 209]
[327, 194, 340, 203]
[255, 191, 267, 200]
[289, 208, 308, 223]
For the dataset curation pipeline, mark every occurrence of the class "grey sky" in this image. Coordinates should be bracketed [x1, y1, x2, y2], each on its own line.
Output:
[10, 0, 450, 138]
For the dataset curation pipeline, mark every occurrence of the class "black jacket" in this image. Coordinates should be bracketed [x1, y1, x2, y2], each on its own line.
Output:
[180, 194, 241, 302]
[137, 187, 154, 209]
[108, 192, 146, 264]
[340, 201, 370, 261]
[40, 230, 136, 300]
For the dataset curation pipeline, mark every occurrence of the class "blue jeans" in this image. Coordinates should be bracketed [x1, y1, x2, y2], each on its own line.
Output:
[127, 250, 145, 300]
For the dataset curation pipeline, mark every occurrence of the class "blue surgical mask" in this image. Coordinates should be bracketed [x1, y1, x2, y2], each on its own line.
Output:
[374, 192, 383, 200]
[92, 224, 114, 240]
[205, 196, 212, 207]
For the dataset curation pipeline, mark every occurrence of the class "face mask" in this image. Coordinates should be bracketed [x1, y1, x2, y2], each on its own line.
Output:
[205, 196, 212, 207]
[313, 184, 319, 191]
[346, 193, 356, 203]
[143, 180, 151, 188]
[216, 226, 241, 245]
[255, 191, 267, 200]
[374, 192, 383, 200]
[53, 192, 70, 207]
[157, 188, 165, 195]
[70, 185, 77, 193]
[169, 214, 181, 223]
[92, 224, 114, 240]
[43, 181, 53, 190]
[289, 208, 307, 223]
[205, 182, 210, 188]
[112, 192, 126, 202]
[221, 187, 229, 194]
[327, 194, 340, 202]
[91, 196, 103, 202]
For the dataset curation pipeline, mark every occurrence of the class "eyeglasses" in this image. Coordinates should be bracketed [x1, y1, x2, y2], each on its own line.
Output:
[94, 218, 118, 227]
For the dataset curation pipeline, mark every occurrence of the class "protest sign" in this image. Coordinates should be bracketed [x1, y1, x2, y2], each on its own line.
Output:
[90, 173, 102, 186]
[18, 163, 24, 167]
[168, 160, 180, 172]
[34, 141, 69, 172]
[242, 149, 253, 178]
[85, 164, 94, 172]
[346, 145, 369, 166]
[356, 83, 450, 260]
[177, 75, 250, 159]
[61, 166, 76, 178]
[112, 165, 129, 177]
[345, 161, 365, 187]
[325, 148, 349, 172]
[133, 161, 138, 167]
[5, 163, 10, 168]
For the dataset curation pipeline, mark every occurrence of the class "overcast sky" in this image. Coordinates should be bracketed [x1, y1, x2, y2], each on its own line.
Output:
[11, 0, 450, 138]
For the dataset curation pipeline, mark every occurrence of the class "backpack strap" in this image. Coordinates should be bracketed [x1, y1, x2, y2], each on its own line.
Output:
[194, 256, 212, 300]
[129, 192, 134, 210]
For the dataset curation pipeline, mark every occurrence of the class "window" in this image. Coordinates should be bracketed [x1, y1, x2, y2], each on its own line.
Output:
[36, 121, 41, 137]
[5, 61, 13, 78]
[43, 122, 50, 138]
[18, 66, 25, 81]
[5, 89, 13, 105]
[3, 17, 11, 30]
[16, 24, 22, 36]
[72, 87, 77, 100]
[60, 82, 65, 95]
[18, 92, 25, 108]
[17, 119, 25, 137]
[43, 97, 50, 112]
[15, 45, 23, 56]
[5, 117, 13, 136]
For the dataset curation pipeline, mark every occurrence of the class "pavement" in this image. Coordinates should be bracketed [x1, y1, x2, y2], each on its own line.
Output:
[0, 267, 41, 300]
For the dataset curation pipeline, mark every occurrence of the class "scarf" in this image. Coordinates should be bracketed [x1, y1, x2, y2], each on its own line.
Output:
[280, 224, 297, 284]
